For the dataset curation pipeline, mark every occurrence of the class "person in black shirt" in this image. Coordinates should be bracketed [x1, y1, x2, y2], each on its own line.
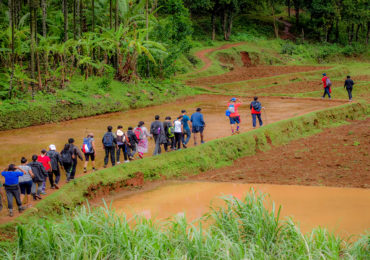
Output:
[344, 75, 355, 101]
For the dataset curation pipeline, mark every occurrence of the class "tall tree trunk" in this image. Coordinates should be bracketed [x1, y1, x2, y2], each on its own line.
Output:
[110, 0, 113, 29]
[115, 0, 119, 30]
[9, 0, 15, 99]
[146, 0, 150, 77]
[294, 0, 300, 29]
[211, 9, 216, 40]
[226, 10, 233, 40]
[80, 0, 84, 34]
[335, 19, 339, 42]
[92, 0, 95, 32]
[355, 24, 361, 42]
[76, 0, 80, 37]
[271, 3, 279, 39]
[63, 0, 68, 41]
[41, 0, 47, 37]
[29, 0, 37, 100]
[287, 0, 291, 17]
[73, 0, 76, 39]
[349, 23, 354, 44]
[223, 10, 228, 40]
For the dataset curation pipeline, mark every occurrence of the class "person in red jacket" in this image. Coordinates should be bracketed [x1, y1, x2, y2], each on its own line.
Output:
[321, 73, 331, 99]
[250, 97, 263, 128]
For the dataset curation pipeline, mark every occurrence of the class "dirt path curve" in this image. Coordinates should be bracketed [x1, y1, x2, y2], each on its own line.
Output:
[195, 42, 245, 73]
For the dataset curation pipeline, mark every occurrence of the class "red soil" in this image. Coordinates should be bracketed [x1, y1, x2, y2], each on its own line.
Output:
[187, 66, 330, 86]
[191, 119, 370, 188]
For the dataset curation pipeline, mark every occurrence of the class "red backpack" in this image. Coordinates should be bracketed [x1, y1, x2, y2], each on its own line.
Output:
[134, 128, 144, 140]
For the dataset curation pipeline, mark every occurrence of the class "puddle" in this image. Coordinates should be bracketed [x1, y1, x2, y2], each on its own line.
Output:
[110, 182, 370, 238]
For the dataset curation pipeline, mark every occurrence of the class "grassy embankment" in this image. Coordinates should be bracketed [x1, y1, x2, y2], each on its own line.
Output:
[0, 101, 367, 232]
[1, 193, 368, 259]
[0, 78, 201, 131]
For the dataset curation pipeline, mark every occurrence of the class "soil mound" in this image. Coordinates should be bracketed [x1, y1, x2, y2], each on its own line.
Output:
[240, 51, 253, 67]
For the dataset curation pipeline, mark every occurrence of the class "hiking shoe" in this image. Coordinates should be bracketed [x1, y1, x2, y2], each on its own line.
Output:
[103, 165, 107, 168]
[117, 161, 121, 165]
[83, 168, 87, 173]
[124, 160, 130, 163]
[41, 191, 47, 195]
[201, 141, 205, 144]
[9, 210, 13, 217]
[36, 195, 42, 200]
[18, 206, 26, 213]
[54, 184, 60, 189]
[183, 144, 187, 148]
[92, 168, 97, 171]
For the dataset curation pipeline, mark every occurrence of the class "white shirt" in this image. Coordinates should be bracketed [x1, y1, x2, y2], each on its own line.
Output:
[174, 120, 182, 133]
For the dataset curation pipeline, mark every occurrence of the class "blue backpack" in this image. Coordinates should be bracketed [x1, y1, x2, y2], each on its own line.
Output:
[252, 101, 262, 112]
[103, 132, 114, 147]
[82, 137, 93, 153]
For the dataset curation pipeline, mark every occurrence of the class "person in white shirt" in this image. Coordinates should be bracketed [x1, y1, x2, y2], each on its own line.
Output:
[173, 116, 183, 150]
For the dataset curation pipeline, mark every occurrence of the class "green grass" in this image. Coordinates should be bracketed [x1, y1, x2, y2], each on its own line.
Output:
[0, 77, 201, 130]
[0, 192, 368, 259]
[0, 101, 366, 232]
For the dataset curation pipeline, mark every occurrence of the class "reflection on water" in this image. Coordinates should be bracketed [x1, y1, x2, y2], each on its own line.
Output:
[111, 182, 370, 237]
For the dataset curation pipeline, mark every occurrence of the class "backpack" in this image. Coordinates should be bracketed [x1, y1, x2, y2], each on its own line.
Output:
[252, 101, 262, 112]
[134, 128, 144, 141]
[81, 137, 93, 153]
[103, 132, 114, 147]
[228, 104, 235, 113]
[326, 78, 332, 87]
[157, 127, 161, 135]
[168, 126, 175, 138]
[61, 150, 72, 164]
[116, 134, 125, 144]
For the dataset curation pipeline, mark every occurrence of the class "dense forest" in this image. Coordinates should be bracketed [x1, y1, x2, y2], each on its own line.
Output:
[0, 0, 369, 100]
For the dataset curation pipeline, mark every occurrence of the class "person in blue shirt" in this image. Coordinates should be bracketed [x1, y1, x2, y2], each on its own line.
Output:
[1, 164, 26, 216]
[190, 108, 206, 146]
[181, 110, 192, 148]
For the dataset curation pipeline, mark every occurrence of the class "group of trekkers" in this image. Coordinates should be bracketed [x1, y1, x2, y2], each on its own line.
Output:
[321, 73, 355, 101]
[0, 108, 206, 217]
[0, 74, 356, 217]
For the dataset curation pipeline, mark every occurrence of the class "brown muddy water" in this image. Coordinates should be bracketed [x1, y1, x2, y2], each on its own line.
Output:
[0, 95, 345, 174]
[110, 182, 370, 238]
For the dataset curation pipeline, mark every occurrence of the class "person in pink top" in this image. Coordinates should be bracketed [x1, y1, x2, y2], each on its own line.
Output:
[227, 97, 241, 135]
[321, 73, 331, 99]
[37, 149, 51, 194]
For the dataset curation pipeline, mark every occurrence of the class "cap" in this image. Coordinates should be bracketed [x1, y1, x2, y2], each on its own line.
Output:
[322, 73, 326, 76]
[231, 97, 236, 102]
[49, 145, 56, 151]
[117, 130, 124, 136]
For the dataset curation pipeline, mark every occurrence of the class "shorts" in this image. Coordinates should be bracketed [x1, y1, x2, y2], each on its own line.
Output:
[192, 126, 204, 134]
[19, 181, 33, 195]
[229, 116, 240, 124]
[84, 152, 95, 161]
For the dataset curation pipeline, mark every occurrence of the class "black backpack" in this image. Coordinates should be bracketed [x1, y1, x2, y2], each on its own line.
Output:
[103, 132, 114, 147]
[61, 150, 72, 164]
[252, 101, 262, 112]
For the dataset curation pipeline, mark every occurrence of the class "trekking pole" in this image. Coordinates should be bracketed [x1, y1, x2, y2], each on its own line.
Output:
[263, 108, 268, 125]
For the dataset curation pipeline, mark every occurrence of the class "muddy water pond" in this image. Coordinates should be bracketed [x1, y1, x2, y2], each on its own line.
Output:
[0, 95, 344, 173]
[110, 182, 370, 238]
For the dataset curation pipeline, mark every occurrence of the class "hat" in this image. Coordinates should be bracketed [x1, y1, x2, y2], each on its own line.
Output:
[231, 97, 236, 102]
[181, 109, 186, 113]
[322, 73, 326, 76]
[117, 130, 124, 136]
[88, 132, 94, 137]
[49, 145, 56, 151]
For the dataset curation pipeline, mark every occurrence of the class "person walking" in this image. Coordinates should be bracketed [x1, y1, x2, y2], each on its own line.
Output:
[227, 97, 242, 135]
[190, 108, 206, 146]
[344, 75, 355, 101]
[250, 96, 263, 128]
[163, 116, 175, 152]
[1, 164, 26, 216]
[82, 133, 96, 172]
[135, 121, 151, 159]
[68, 138, 83, 181]
[181, 110, 191, 148]
[37, 149, 51, 194]
[47, 145, 63, 189]
[174, 116, 183, 150]
[321, 73, 332, 99]
[116, 126, 129, 164]
[18, 157, 34, 208]
[28, 155, 48, 200]
[61, 144, 74, 180]
[150, 115, 167, 155]
[102, 126, 117, 167]
[127, 127, 139, 160]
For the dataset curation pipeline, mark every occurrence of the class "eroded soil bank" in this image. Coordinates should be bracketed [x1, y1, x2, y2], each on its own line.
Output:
[109, 181, 370, 238]
[191, 118, 370, 188]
